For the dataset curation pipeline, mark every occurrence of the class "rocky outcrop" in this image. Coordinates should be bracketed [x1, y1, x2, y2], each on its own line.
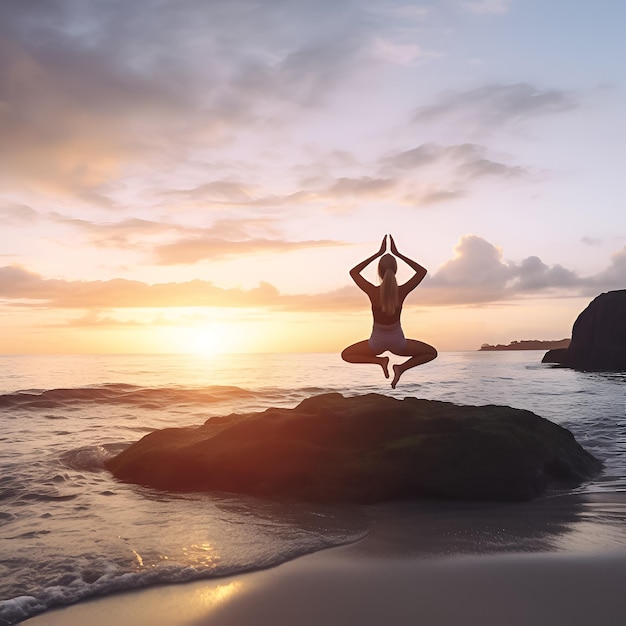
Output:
[105, 393, 601, 503]
[542, 290, 626, 370]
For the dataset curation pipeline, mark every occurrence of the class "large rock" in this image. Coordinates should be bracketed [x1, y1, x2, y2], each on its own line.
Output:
[106, 393, 601, 503]
[543, 290, 626, 370]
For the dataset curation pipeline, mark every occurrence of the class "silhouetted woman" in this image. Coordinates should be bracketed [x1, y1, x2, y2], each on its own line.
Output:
[341, 235, 437, 388]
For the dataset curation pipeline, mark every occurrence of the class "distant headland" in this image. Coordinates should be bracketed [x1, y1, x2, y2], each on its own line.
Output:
[479, 339, 571, 351]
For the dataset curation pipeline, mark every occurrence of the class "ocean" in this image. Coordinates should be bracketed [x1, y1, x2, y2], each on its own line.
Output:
[1, 351, 625, 625]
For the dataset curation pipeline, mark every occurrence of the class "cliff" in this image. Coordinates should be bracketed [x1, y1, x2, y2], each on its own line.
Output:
[542, 290, 626, 371]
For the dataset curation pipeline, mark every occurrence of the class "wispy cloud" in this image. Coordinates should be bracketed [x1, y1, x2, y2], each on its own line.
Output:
[0, 0, 379, 198]
[153, 237, 342, 265]
[371, 37, 424, 65]
[161, 181, 259, 205]
[378, 142, 529, 206]
[0, 0, 574, 224]
[0, 204, 39, 224]
[47, 213, 344, 263]
[459, 0, 513, 15]
[0, 265, 283, 309]
[581, 236, 602, 246]
[383, 143, 529, 181]
[413, 83, 578, 135]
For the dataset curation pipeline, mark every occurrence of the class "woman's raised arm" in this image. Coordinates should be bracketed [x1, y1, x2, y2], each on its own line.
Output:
[389, 234, 427, 291]
[349, 235, 387, 291]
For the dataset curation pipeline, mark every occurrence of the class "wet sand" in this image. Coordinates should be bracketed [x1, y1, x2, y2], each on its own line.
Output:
[23, 493, 626, 626]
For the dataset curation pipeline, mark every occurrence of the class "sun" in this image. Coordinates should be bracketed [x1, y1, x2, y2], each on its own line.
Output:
[160, 325, 226, 357]
[188, 327, 225, 357]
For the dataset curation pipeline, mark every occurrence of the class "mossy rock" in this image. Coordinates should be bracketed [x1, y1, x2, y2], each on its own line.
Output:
[105, 393, 602, 503]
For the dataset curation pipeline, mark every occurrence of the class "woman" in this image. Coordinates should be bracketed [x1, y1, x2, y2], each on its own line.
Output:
[341, 234, 437, 388]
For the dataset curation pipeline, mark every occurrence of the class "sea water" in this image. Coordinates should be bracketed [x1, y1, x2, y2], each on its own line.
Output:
[0, 351, 625, 624]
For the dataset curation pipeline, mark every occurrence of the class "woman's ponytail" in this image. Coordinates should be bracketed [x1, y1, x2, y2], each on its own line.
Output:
[380, 268, 399, 315]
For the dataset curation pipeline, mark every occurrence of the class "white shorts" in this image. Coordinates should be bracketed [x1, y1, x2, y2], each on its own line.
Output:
[368, 322, 408, 355]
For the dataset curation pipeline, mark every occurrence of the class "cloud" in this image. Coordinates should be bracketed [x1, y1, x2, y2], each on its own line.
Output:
[0, 264, 284, 309]
[0, 204, 39, 224]
[371, 37, 424, 65]
[509, 256, 580, 291]
[52, 214, 270, 245]
[425, 235, 511, 303]
[50, 215, 182, 248]
[48, 212, 342, 263]
[423, 236, 626, 304]
[327, 177, 396, 198]
[383, 143, 527, 180]
[379, 143, 529, 206]
[63, 311, 144, 328]
[0, 264, 366, 316]
[2, 240, 624, 314]
[0, 3, 195, 195]
[161, 181, 259, 205]
[581, 236, 602, 246]
[367, 4, 430, 21]
[416, 189, 466, 205]
[273, 34, 369, 107]
[0, 0, 376, 196]
[413, 83, 578, 134]
[460, 0, 513, 14]
[153, 237, 341, 265]
[456, 156, 527, 180]
[0, 0, 559, 224]
[163, 175, 397, 211]
[590, 246, 626, 291]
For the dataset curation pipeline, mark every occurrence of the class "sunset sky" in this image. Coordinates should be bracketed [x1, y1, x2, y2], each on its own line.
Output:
[1, 0, 625, 354]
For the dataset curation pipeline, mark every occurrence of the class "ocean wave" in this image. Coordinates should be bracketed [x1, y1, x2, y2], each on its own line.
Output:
[60, 444, 128, 472]
[0, 519, 367, 626]
[0, 558, 259, 625]
[0, 383, 260, 411]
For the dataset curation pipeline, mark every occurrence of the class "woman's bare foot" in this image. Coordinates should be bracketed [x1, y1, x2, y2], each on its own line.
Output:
[391, 364, 403, 389]
[380, 356, 390, 379]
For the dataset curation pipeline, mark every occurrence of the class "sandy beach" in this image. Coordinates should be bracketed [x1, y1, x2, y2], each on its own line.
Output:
[21, 549, 626, 626]
[23, 494, 626, 626]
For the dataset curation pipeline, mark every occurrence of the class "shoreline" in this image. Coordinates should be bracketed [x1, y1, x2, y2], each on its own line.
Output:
[21, 547, 626, 626]
[22, 492, 626, 626]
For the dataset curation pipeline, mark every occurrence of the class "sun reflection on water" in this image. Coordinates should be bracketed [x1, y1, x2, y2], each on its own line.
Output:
[182, 542, 221, 568]
[131, 549, 144, 567]
[194, 581, 242, 609]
